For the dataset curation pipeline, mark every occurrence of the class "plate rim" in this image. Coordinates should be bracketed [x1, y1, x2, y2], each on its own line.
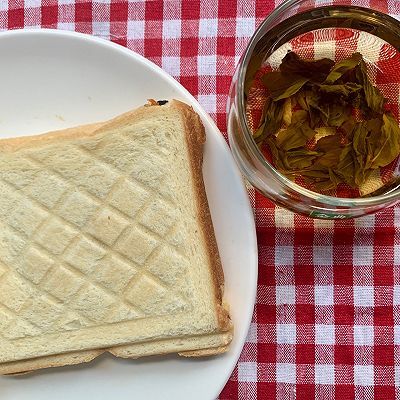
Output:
[0, 28, 258, 399]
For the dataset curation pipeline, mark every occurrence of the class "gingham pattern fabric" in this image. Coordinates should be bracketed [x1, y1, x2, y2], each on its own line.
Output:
[2, 1, 400, 399]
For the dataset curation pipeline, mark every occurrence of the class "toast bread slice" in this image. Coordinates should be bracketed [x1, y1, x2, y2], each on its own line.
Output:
[0, 100, 232, 374]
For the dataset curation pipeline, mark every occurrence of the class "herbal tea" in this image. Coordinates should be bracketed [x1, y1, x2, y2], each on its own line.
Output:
[252, 52, 400, 192]
[245, 6, 400, 198]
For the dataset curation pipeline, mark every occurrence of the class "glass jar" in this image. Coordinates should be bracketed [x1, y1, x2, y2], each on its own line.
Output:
[227, 0, 400, 219]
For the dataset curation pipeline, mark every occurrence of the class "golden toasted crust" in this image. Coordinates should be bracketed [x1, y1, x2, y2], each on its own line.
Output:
[179, 345, 229, 357]
[1, 350, 103, 375]
[0, 123, 104, 152]
[172, 100, 232, 333]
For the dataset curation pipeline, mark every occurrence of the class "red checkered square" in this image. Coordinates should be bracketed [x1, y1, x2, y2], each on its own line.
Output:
[2, 2, 400, 399]
[41, 5, 58, 26]
[296, 344, 315, 364]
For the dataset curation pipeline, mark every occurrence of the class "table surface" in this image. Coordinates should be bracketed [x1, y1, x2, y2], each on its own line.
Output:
[2, 1, 400, 399]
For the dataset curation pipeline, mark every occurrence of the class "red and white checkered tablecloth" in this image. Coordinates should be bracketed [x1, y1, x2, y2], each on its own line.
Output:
[2, 1, 400, 398]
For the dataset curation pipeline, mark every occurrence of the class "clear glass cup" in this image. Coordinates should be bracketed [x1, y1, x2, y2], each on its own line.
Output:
[227, 0, 400, 219]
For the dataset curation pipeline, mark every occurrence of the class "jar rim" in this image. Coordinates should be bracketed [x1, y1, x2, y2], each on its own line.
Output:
[236, 0, 400, 208]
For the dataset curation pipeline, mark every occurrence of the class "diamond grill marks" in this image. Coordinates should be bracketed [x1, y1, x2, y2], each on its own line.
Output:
[0, 137, 191, 340]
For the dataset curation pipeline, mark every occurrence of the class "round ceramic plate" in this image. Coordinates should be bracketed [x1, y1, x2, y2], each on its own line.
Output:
[0, 30, 258, 400]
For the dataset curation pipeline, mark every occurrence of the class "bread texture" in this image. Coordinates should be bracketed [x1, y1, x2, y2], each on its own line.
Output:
[0, 100, 232, 374]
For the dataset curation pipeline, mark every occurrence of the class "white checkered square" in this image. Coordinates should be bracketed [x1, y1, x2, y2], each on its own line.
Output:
[198, 94, 216, 113]
[199, 18, 218, 38]
[353, 246, 374, 266]
[395, 325, 400, 345]
[92, 21, 110, 39]
[315, 324, 335, 345]
[355, 214, 375, 229]
[354, 365, 374, 386]
[246, 322, 257, 344]
[357, 31, 382, 64]
[0, 1, 9, 11]
[275, 246, 293, 266]
[198, 55, 217, 76]
[354, 325, 374, 346]
[395, 246, 400, 267]
[314, 219, 334, 230]
[276, 285, 295, 305]
[277, 324, 296, 344]
[315, 364, 335, 385]
[395, 366, 400, 387]
[162, 56, 180, 76]
[276, 363, 296, 384]
[235, 17, 255, 37]
[314, 246, 333, 266]
[162, 19, 181, 39]
[354, 286, 374, 307]
[127, 20, 144, 39]
[275, 209, 294, 228]
[315, 286, 334, 305]
[57, 22, 75, 31]
[238, 362, 258, 382]
[314, 40, 336, 60]
[23, 0, 40, 5]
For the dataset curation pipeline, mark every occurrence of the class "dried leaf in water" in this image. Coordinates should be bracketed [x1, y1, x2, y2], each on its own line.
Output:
[276, 120, 316, 150]
[318, 82, 362, 97]
[282, 98, 292, 126]
[325, 103, 351, 127]
[285, 149, 320, 169]
[244, 53, 265, 96]
[311, 101, 351, 128]
[315, 134, 343, 167]
[369, 113, 400, 168]
[341, 117, 356, 137]
[292, 110, 308, 123]
[253, 98, 285, 143]
[253, 121, 265, 142]
[356, 58, 386, 114]
[280, 51, 335, 82]
[261, 71, 309, 101]
[324, 52, 362, 84]
[337, 144, 356, 187]
[266, 136, 286, 171]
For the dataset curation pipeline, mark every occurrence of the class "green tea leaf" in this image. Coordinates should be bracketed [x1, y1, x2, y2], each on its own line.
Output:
[254, 98, 285, 143]
[315, 134, 343, 167]
[266, 136, 286, 171]
[310, 101, 351, 127]
[325, 52, 362, 84]
[253, 121, 265, 141]
[282, 98, 292, 126]
[285, 149, 320, 169]
[356, 58, 386, 114]
[292, 110, 308, 123]
[276, 120, 316, 150]
[280, 51, 335, 82]
[318, 82, 362, 96]
[341, 117, 356, 137]
[261, 71, 309, 101]
[244, 53, 264, 97]
[369, 112, 400, 168]
[337, 144, 356, 187]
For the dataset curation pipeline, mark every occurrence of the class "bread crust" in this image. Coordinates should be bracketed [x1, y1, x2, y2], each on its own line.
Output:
[0, 100, 232, 375]
[170, 100, 232, 334]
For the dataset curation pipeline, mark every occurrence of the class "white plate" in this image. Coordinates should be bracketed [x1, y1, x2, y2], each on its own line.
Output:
[0, 30, 257, 400]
